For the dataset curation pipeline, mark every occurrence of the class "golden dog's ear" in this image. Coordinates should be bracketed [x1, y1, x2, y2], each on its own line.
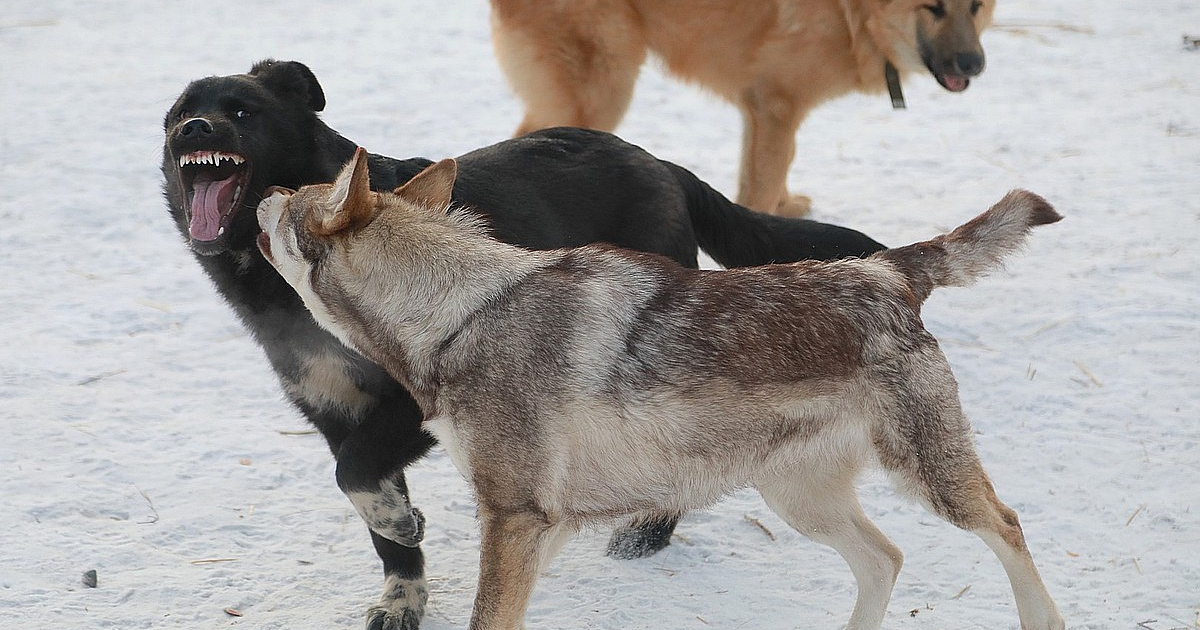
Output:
[311, 147, 375, 236]
[393, 158, 457, 212]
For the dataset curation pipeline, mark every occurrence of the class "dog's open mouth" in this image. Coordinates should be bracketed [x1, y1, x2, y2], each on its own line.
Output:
[935, 73, 971, 93]
[178, 151, 251, 242]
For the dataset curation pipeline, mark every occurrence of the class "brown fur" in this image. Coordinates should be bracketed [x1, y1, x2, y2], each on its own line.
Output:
[257, 151, 1063, 630]
[490, 0, 994, 216]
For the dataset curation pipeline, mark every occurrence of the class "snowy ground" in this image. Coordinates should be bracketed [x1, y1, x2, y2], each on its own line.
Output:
[2, 1, 1197, 628]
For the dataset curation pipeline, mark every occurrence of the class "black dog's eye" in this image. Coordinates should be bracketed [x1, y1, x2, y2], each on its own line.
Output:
[923, 1, 947, 18]
[970, 0, 983, 15]
[235, 109, 253, 119]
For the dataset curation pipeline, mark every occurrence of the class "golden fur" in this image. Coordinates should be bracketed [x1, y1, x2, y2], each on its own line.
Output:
[490, 0, 995, 216]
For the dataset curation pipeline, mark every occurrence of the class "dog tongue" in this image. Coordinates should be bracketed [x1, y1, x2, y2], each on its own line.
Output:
[189, 173, 238, 241]
[941, 74, 970, 92]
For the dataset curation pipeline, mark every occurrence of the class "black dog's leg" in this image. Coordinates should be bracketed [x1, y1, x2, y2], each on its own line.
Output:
[334, 394, 436, 630]
[606, 512, 681, 559]
[366, 533, 427, 630]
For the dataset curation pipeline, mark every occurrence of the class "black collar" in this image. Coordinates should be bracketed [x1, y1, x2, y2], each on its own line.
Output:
[885, 62, 906, 109]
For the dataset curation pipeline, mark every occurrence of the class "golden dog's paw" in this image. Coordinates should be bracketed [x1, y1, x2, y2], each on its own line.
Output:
[775, 193, 813, 218]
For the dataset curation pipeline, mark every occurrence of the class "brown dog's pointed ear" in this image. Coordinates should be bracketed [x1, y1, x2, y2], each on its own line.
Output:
[311, 147, 374, 236]
[393, 158, 457, 212]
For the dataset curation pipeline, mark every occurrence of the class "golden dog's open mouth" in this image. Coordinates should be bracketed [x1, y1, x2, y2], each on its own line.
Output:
[936, 73, 971, 92]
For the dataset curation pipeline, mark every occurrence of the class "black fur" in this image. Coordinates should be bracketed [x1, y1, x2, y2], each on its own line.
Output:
[162, 59, 885, 630]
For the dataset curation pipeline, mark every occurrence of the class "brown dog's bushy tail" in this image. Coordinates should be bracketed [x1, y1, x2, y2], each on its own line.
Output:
[879, 190, 1061, 304]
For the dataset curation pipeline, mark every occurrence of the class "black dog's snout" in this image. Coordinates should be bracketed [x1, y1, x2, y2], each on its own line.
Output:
[179, 117, 214, 138]
[952, 52, 985, 76]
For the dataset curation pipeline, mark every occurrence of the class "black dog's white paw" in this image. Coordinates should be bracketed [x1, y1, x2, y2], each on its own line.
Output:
[349, 480, 427, 547]
[387, 506, 425, 547]
[366, 608, 421, 630]
[366, 576, 428, 630]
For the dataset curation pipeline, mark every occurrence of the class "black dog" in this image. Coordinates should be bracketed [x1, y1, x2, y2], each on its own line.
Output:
[161, 59, 885, 630]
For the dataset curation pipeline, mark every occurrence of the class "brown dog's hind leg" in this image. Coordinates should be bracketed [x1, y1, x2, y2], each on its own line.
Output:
[876, 378, 1065, 630]
[915, 463, 1064, 629]
[970, 487, 1066, 630]
[909, 453, 1066, 630]
[491, 1, 647, 136]
[756, 464, 902, 630]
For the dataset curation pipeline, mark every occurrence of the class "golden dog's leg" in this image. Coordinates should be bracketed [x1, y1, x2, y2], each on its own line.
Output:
[491, 0, 646, 136]
[756, 466, 902, 630]
[469, 508, 563, 630]
[736, 85, 811, 217]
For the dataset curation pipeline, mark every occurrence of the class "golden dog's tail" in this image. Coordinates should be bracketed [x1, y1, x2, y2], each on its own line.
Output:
[879, 190, 1061, 304]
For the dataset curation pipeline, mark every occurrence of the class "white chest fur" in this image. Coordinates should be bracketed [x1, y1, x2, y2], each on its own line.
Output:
[424, 414, 472, 483]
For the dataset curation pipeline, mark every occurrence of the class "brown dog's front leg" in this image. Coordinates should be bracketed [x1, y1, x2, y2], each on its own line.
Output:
[469, 509, 557, 630]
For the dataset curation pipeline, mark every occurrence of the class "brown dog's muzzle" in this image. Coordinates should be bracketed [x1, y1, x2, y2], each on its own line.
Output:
[257, 231, 274, 263]
[263, 186, 296, 198]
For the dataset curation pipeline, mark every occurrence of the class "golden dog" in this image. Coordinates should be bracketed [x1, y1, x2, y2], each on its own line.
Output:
[490, 0, 994, 216]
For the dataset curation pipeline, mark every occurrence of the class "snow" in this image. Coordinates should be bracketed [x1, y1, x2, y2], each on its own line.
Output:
[1, 1, 1197, 628]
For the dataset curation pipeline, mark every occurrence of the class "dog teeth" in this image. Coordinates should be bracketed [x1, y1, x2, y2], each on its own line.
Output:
[178, 151, 247, 168]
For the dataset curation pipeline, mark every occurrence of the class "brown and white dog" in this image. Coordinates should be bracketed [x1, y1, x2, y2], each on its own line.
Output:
[490, 0, 994, 217]
[257, 149, 1063, 630]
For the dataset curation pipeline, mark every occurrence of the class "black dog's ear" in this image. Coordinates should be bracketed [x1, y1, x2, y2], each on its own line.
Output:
[249, 59, 327, 112]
